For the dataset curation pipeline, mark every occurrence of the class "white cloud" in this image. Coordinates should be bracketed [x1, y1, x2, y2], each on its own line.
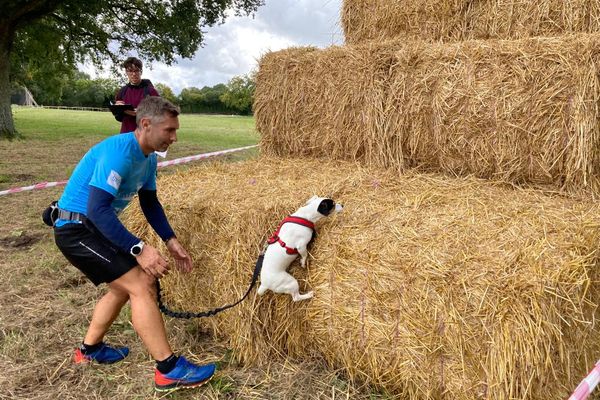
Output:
[81, 0, 343, 95]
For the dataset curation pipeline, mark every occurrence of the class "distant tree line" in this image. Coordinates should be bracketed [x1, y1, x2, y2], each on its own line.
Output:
[11, 70, 255, 115]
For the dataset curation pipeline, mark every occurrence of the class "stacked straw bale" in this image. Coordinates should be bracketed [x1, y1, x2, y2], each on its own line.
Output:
[255, 34, 600, 196]
[342, 0, 600, 44]
[124, 157, 600, 400]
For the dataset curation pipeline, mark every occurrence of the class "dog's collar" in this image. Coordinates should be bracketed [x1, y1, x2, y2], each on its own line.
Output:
[267, 216, 315, 255]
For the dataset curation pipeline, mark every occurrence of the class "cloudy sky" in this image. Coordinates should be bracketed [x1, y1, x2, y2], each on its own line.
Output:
[88, 0, 344, 95]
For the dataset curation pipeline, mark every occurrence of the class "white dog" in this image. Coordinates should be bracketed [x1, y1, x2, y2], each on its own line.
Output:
[257, 196, 343, 301]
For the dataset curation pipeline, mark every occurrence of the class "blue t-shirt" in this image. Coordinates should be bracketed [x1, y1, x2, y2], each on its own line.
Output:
[58, 132, 157, 219]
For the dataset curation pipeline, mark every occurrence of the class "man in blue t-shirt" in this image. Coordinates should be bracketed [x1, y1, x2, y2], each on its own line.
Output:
[53, 96, 215, 392]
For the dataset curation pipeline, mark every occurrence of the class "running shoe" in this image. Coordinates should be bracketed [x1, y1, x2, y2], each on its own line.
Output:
[73, 343, 129, 364]
[154, 356, 216, 392]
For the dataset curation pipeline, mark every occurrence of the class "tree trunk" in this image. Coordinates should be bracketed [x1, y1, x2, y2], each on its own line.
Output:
[0, 23, 16, 140]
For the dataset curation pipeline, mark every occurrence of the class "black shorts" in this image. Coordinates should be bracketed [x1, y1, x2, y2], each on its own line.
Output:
[54, 222, 138, 286]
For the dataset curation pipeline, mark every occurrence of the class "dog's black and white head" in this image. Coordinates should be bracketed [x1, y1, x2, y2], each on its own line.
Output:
[296, 195, 343, 222]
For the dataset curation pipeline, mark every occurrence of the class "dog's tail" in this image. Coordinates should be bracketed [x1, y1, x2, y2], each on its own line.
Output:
[257, 284, 267, 295]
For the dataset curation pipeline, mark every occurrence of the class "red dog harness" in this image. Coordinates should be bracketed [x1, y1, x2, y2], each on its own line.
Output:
[267, 216, 315, 255]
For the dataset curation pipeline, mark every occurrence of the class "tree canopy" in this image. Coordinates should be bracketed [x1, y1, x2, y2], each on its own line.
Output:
[220, 74, 255, 115]
[154, 83, 178, 105]
[179, 84, 234, 114]
[0, 0, 264, 138]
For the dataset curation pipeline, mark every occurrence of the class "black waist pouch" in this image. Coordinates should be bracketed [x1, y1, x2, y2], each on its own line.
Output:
[42, 201, 59, 227]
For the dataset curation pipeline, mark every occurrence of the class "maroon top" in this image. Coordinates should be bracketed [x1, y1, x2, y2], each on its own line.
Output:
[115, 79, 160, 133]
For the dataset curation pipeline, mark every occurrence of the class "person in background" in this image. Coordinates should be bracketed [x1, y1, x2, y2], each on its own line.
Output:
[113, 57, 160, 133]
[53, 96, 215, 392]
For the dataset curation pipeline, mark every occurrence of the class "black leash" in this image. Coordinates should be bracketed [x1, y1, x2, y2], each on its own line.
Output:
[156, 254, 264, 319]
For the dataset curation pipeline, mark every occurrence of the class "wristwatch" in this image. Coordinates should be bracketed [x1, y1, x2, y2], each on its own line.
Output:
[130, 241, 145, 257]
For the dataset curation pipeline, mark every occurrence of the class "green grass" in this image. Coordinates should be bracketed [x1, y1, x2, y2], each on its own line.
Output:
[11, 106, 259, 150]
[1, 106, 259, 188]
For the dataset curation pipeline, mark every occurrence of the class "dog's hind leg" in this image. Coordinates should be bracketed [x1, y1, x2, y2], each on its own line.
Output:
[292, 290, 314, 302]
[257, 284, 267, 295]
[274, 273, 313, 301]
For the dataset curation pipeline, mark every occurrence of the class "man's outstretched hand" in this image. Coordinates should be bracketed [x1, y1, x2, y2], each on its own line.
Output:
[166, 237, 193, 273]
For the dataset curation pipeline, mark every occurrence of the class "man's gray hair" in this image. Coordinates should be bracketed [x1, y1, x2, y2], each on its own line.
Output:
[136, 97, 180, 125]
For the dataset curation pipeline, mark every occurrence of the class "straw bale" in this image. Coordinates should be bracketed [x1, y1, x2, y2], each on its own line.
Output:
[342, 0, 468, 44]
[254, 44, 397, 167]
[124, 156, 600, 399]
[255, 34, 600, 196]
[342, 0, 600, 44]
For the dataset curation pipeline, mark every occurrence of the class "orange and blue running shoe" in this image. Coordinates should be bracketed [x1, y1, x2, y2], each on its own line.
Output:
[154, 356, 216, 392]
[73, 343, 129, 364]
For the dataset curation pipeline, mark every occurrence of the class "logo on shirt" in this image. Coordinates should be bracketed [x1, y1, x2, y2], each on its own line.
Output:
[107, 170, 122, 190]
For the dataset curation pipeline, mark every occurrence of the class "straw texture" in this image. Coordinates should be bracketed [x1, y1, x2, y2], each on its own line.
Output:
[342, 0, 600, 44]
[255, 34, 600, 197]
[254, 44, 393, 167]
[124, 157, 600, 399]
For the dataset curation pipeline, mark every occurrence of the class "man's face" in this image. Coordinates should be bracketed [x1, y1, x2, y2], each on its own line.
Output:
[142, 114, 179, 152]
[126, 66, 142, 85]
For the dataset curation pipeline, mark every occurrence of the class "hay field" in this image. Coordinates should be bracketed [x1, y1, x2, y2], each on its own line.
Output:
[124, 156, 600, 399]
[255, 33, 600, 197]
[342, 0, 600, 44]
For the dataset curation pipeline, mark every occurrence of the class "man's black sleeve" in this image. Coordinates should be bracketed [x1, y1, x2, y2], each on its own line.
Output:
[87, 186, 140, 253]
[138, 189, 176, 242]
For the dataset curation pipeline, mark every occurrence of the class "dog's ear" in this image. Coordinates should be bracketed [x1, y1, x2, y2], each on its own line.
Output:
[305, 195, 319, 205]
[317, 199, 335, 216]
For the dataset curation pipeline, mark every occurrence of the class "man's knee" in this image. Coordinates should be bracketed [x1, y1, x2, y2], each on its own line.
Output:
[108, 286, 130, 303]
[111, 267, 156, 298]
